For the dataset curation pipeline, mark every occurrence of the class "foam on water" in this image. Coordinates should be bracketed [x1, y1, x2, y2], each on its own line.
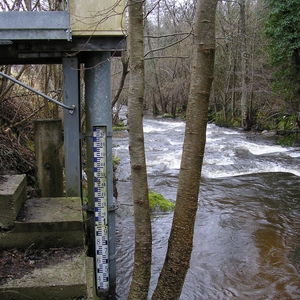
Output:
[286, 151, 300, 158]
[114, 114, 300, 300]
[143, 124, 162, 133]
[241, 142, 289, 155]
[147, 151, 182, 170]
[143, 120, 300, 179]
[114, 115, 300, 179]
[202, 163, 300, 178]
[203, 155, 235, 166]
[143, 118, 185, 133]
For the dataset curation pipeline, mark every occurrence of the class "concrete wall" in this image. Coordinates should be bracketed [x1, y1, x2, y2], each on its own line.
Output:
[34, 119, 63, 197]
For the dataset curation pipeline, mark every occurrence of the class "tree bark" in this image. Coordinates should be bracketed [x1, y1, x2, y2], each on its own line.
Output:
[240, 0, 250, 130]
[111, 51, 129, 110]
[152, 0, 218, 298]
[24, 0, 31, 11]
[127, 0, 152, 299]
[145, 5, 164, 115]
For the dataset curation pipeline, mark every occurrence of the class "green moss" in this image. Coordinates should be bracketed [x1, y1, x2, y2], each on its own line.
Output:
[113, 126, 127, 131]
[26, 139, 35, 151]
[162, 113, 174, 119]
[113, 120, 126, 131]
[149, 191, 175, 213]
[112, 154, 120, 171]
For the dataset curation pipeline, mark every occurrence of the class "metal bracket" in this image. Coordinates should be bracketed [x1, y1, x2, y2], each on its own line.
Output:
[109, 203, 119, 212]
[66, 28, 72, 41]
[82, 204, 94, 212]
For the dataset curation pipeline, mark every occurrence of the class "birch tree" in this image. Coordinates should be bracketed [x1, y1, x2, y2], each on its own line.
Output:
[127, 0, 218, 297]
[152, 0, 218, 298]
[127, 0, 152, 299]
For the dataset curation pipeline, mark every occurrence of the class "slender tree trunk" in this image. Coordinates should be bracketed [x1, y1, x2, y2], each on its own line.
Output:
[240, 0, 250, 130]
[24, 0, 31, 10]
[152, 0, 218, 298]
[127, 0, 152, 299]
[145, 8, 164, 115]
[43, 65, 50, 118]
[111, 51, 129, 109]
[231, 63, 236, 119]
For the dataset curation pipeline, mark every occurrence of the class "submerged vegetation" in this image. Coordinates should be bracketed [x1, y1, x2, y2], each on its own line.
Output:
[112, 119, 127, 131]
[149, 191, 175, 213]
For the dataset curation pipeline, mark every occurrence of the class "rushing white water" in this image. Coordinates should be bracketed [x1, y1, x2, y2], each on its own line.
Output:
[114, 116, 300, 182]
[113, 113, 300, 299]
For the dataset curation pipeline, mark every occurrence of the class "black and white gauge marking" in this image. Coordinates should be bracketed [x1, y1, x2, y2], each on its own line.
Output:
[93, 126, 109, 291]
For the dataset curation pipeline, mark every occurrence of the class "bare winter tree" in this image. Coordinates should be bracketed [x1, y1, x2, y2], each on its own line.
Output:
[127, 0, 152, 299]
[152, 0, 218, 298]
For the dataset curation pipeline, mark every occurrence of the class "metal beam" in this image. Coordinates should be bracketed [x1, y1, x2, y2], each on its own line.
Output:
[0, 37, 126, 65]
[85, 52, 116, 298]
[0, 11, 71, 40]
[63, 57, 82, 197]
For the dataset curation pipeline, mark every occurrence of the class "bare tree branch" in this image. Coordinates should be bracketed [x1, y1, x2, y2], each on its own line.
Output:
[144, 29, 193, 58]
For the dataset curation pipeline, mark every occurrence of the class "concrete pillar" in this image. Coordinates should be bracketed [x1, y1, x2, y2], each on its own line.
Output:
[34, 119, 63, 197]
[85, 51, 116, 297]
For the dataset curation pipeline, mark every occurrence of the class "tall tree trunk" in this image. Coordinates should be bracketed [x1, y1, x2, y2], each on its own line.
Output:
[152, 0, 218, 298]
[43, 65, 50, 118]
[111, 50, 129, 110]
[127, 0, 152, 299]
[24, 0, 31, 10]
[145, 5, 164, 115]
[231, 63, 236, 119]
[240, 0, 250, 130]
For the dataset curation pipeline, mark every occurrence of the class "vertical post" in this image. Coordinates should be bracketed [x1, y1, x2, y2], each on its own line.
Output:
[63, 57, 82, 197]
[34, 119, 63, 197]
[85, 52, 116, 298]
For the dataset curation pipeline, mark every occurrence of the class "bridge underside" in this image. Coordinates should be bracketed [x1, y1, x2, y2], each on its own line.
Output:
[0, 36, 125, 65]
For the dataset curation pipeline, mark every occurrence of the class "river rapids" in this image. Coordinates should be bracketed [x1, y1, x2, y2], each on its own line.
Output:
[113, 111, 300, 299]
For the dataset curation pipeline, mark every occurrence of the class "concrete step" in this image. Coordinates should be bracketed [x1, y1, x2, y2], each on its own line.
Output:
[0, 248, 95, 300]
[0, 177, 95, 299]
[0, 174, 27, 230]
[0, 197, 85, 249]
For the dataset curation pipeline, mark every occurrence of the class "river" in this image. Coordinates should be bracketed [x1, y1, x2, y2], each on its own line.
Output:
[113, 111, 300, 299]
